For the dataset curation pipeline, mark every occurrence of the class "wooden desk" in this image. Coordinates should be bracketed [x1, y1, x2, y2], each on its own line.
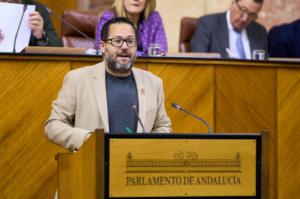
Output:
[0, 54, 299, 199]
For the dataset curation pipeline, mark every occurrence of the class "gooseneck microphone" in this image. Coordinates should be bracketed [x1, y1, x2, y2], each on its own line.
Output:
[32, 0, 99, 55]
[132, 105, 145, 133]
[171, 102, 213, 134]
[13, 4, 28, 53]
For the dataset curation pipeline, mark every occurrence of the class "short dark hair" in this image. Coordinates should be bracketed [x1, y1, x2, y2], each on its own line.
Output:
[237, 0, 264, 4]
[100, 17, 137, 41]
[253, 0, 264, 4]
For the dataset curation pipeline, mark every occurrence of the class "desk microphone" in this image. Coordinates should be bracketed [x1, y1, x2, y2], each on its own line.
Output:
[171, 102, 213, 134]
[32, 0, 99, 55]
[132, 105, 145, 133]
[13, 4, 28, 53]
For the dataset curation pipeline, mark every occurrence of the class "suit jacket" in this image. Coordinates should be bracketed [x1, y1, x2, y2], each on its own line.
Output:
[191, 12, 268, 58]
[45, 62, 172, 151]
[268, 19, 300, 58]
[23, 0, 62, 46]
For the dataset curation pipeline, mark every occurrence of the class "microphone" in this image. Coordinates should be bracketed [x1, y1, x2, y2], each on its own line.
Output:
[32, 0, 99, 55]
[171, 102, 213, 134]
[132, 105, 145, 133]
[13, 4, 28, 53]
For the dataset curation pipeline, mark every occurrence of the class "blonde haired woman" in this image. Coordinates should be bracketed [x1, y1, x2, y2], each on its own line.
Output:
[95, 0, 168, 55]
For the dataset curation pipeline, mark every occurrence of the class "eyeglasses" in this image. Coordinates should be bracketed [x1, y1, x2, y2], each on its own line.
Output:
[105, 38, 137, 47]
[236, 0, 258, 20]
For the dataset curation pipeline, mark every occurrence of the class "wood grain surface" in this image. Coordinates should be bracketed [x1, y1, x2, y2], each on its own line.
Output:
[0, 55, 299, 199]
[277, 68, 300, 199]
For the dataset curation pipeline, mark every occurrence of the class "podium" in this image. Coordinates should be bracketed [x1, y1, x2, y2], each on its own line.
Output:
[57, 131, 264, 199]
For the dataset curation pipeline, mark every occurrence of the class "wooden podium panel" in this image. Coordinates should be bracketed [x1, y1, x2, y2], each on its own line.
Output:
[58, 130, 105, 199]
[58, 132, 262, 199]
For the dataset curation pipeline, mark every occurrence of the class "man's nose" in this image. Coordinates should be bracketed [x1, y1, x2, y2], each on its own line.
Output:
[120, 41, 129, 49]
[241, 13, 248, 21]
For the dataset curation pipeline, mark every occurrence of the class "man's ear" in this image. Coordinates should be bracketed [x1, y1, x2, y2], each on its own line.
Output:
[100, 41, 106, 54]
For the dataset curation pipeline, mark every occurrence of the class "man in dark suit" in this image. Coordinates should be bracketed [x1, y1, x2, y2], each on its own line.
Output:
[268, 19, 300, 58]
[0, 0, 62, 47]
[191, 0, 267, 59]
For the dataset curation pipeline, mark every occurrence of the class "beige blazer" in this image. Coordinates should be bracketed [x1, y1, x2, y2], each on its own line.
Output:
[45, 62, 171, 151]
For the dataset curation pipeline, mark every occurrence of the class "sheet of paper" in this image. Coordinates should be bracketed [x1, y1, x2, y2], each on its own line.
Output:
[0, 2, 35, 53]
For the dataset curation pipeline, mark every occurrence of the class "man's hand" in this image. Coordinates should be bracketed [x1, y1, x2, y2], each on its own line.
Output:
[0, 29, 4, 44]
[28, 11, 44, 39]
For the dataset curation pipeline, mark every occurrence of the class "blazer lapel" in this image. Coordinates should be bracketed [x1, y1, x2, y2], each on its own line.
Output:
[132, 68, 147, 133]
[91, 62, 109, 132]
[217, 13, 229, 57]
[247, 26, 255, 52]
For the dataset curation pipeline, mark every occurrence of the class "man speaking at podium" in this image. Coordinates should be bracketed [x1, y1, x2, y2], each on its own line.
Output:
[45, 17, 171, 151]
[0, 0, 62, 46]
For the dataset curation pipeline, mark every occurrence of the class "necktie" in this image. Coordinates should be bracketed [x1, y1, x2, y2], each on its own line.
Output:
[236, 32, 246, 59]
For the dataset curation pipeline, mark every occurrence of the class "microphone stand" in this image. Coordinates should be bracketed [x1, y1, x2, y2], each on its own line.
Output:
[132, 105, 145, 133]
[13, 4, 27, 53]
[172, 102, 213, 134]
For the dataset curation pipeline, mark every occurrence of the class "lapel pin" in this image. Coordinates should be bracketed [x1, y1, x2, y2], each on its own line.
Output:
[141, 88, 145, 95]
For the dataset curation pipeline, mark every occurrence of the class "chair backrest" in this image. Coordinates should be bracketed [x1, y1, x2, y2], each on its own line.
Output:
[61, 9, 99, 48]
[61, 6, 112, 49]
[179, 17, 198, 52]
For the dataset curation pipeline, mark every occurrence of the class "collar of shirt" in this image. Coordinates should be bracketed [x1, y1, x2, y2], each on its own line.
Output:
[226, 10, 251, 59]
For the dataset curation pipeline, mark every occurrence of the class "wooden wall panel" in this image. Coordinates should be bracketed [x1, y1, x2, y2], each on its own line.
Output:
[148, 63, 214, 133]
[215, 65, 276, 199]
[215, 66, 276, 132]
[0, 60, 70, 198]
[70, 60, 98, 70]
[277, 69, 300, 199]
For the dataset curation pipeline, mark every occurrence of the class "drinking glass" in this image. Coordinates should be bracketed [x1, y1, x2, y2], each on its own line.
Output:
[148, 43, 162, 56]
[252, 49, 266, 60]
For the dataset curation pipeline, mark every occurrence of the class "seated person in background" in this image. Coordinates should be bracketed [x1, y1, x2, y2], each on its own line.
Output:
[268, 19, 300, 58]
[45, 17, 171, 151]
[191, 0, 267, 59]
[0, 0, 62, 46]
[95, 0, 168, 55]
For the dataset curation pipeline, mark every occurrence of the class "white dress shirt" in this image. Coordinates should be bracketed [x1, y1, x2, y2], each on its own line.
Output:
[226, 10, 251, 59]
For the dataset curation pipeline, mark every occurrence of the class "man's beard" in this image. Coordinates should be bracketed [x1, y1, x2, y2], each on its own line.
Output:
[105, 51, 136, 74]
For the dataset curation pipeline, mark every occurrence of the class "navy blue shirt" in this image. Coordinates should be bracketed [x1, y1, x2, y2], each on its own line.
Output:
[106, 72, 138, 133]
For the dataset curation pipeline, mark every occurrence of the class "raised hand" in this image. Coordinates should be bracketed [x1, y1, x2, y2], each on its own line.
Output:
[28, 11, 44, 39]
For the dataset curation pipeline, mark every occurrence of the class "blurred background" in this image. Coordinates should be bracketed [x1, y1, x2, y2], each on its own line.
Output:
[40, 0, 300, 52]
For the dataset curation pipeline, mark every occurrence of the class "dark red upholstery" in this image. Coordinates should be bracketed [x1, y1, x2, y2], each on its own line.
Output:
[179, 17, 198, 52]
[61, 8, 106, 48]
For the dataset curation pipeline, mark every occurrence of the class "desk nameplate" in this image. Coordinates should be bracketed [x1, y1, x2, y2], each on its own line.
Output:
[108, 138, 257, 198]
